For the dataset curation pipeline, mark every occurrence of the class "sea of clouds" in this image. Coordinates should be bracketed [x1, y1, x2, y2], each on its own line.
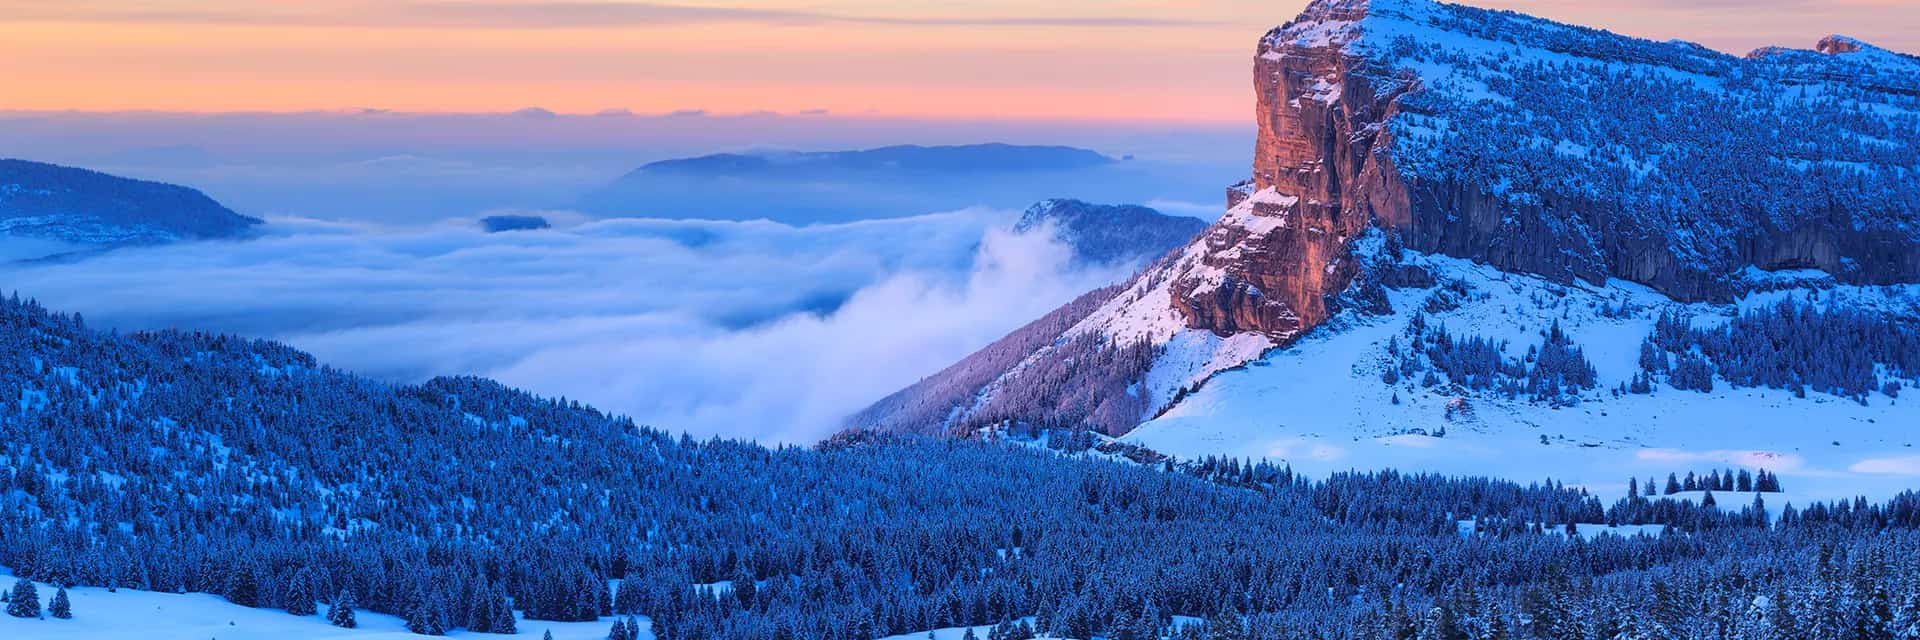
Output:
[1, 210, 1130, 443]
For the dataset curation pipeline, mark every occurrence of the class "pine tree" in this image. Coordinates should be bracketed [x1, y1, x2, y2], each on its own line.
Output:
[577, 573, 605, 621]
[1131, 610, 1160, 640]
[469, 588, 496, 634]
[408, 592, 448, 636]
[1206, 603, 1245, 640]
[328, 589, 358, 629]
[730, 563, 756, 607]
[1860, 582, 1896, 640]
[1757, 469, 1783, 492]
[284, 568, 315, 616]
[494, 590, 519, 634]
[6, 579, 40, 618]
[1484, 601, 1512, 640]
[225, 566, 259, 608]
[613, 577, 637, 614]
[1768, 584, 1802, 640]
[48, 586, 71, 619]
[1613, 598, 1657, 640]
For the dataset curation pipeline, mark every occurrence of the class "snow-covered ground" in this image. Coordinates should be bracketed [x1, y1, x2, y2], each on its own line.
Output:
[1458, 519, 1668, 541]
[0, 570, 651, 640]
[879, 615, 1201, 640]
[878, 618, 1038, 640]
[1127, 254, 1920, 504]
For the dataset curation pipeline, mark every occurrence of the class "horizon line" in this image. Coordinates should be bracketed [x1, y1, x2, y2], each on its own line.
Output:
[0, 107, 1252, 128]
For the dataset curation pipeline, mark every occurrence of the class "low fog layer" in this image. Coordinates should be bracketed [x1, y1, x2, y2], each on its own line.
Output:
[0, 211, 1130, 443]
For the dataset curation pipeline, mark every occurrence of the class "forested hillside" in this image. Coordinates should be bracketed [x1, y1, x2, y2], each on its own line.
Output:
[0, 158, 259, 245]
[8, 292, 1920, 639]
[1012, 199, 1207, 267]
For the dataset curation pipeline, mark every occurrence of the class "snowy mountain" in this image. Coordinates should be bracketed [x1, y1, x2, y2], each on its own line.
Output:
[1245, 0, 1919, 304]
[846, 0, 1920, 499]
[0, 159, 259, 247]
[1012, 199, 1207, 267]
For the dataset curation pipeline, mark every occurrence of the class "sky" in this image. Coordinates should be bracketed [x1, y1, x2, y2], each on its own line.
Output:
[4, 0, 1918, 122]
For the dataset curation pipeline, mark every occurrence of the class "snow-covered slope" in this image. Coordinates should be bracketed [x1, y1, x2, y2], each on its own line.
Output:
[845, 191, 1312, 436]
[1126, 252, 1920, 503]
[0, 570, 650, 640]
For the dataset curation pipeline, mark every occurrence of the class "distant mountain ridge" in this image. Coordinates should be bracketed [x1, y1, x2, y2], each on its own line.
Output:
[1014, 199, 1207, 267]
[575, 143, 1199, 224]
[0, 158, 259, 246]
[635, 144, 1113, 176]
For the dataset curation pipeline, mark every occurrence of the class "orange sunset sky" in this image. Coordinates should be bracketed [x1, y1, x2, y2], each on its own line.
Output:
[4, 0, 1918, 123]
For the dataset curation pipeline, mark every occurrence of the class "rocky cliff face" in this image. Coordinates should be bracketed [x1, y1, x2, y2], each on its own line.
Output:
[1178, 0, 1920, 342]
[847, 0, 1920, 438]
[1165, 0, 1411, 339]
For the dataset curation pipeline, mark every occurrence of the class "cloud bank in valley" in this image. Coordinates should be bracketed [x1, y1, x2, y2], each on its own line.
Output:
[0, 211, 1128, 443]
